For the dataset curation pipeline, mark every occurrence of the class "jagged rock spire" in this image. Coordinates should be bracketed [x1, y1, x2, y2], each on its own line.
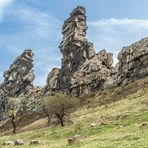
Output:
[0, 49, 35, 98]
[0, 49, 35, 119]
[59, 6, 95, 91]
[60, 6, 95, 58]
[45, 6, 115, 96]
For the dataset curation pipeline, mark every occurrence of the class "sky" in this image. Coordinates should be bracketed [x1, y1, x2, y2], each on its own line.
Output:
[0, 0, 148, 86]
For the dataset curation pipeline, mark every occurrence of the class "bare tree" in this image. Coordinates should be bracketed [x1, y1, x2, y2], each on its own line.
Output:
[7, 98, 21, 134]
[42, 93, 78, 127]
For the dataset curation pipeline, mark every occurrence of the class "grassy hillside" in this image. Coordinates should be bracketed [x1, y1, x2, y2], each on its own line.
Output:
[0, 77, 148, 148]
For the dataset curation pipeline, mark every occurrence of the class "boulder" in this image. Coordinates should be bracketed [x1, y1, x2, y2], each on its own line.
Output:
[68, 138, 76, 145]
[30, 140, 39, 145]
[2, 141, 14, 145]
[14, 139, 24, 145]
[91, 123, 97, 129]
[68, 134, 82, 145]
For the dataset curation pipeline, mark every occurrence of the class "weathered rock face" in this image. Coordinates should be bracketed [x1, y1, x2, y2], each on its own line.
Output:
[69, 50, 115, 96]
[59, 6, 95, 91]
[45, 6, 115, 96]
[0, 49, 35, 119]
[0, 49, 35, 97]
[45, 68, 60, 95]
[116, 38, 148, 85]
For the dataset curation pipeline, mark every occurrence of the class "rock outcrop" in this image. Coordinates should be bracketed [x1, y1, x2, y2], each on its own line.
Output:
[0, 49, 35, 97]
[45, 6, 115, 96]
[116, 38, 148, 85]
[0, 49, 35, 119]
[69, 50, 115, 96]
[45, 68, 60, 95]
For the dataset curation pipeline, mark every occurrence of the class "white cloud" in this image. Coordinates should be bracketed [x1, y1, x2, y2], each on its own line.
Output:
[89, 18, 148, 27]
[0, 3, 62, 86]
[88, 18, 148, 65]
[14, 6, 61, 38]
[0, 0, 15, 22]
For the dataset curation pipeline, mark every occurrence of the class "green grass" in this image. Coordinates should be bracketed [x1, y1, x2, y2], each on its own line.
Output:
[0, 77, 148, 148]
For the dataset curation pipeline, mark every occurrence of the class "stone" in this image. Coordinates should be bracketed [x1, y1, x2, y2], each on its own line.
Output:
[2, 141, 14, 145]
[91, 123, 97, 129]
[68, 138, 76, 145]
[30, 140, 39, 145]
[14, 139, 24, 145]
[68, 134, 82, 145]
[45, 6, 115, 96]
[116, 38, 148, 85]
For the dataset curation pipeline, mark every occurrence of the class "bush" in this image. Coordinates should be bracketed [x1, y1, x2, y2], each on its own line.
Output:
[42, 93, 79, 127]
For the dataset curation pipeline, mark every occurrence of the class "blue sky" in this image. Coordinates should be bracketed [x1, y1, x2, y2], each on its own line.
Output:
[0, 0, 148, 86]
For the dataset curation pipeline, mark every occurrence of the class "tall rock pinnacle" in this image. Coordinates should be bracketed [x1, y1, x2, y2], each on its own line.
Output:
[45, 6, 115, 96]
[59, 6, 95, 91]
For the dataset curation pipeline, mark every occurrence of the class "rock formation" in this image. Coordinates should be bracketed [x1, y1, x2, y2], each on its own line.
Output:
[116, 38, 148, 85]
[0, 49, 35, 119]
[59, 6, 95, 92]
[0, 5, 148, 122]
[44, 68, 60, 95]
[45, 6, 115, 96]
[69, 50, 115, 96]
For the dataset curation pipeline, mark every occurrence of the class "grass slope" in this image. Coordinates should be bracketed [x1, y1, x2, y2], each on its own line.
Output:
[0, 77, 148, 148]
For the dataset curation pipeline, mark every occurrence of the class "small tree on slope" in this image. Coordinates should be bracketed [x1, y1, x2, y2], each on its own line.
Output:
[7, 98, 21, 134]
[42, 93, 78, 127]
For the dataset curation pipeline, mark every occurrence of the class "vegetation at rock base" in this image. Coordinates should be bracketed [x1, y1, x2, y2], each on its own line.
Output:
[0, 77, 147, 148]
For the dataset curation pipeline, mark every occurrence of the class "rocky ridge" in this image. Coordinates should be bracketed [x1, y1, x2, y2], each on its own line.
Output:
[0, 6, 148, 121]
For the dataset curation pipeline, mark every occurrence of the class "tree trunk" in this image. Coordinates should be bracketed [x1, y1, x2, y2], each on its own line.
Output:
[59, 118, 64, 127]
[56, 113, 64, 127]
[11, 118, 16, 134]
[47, 115, 51, 126]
